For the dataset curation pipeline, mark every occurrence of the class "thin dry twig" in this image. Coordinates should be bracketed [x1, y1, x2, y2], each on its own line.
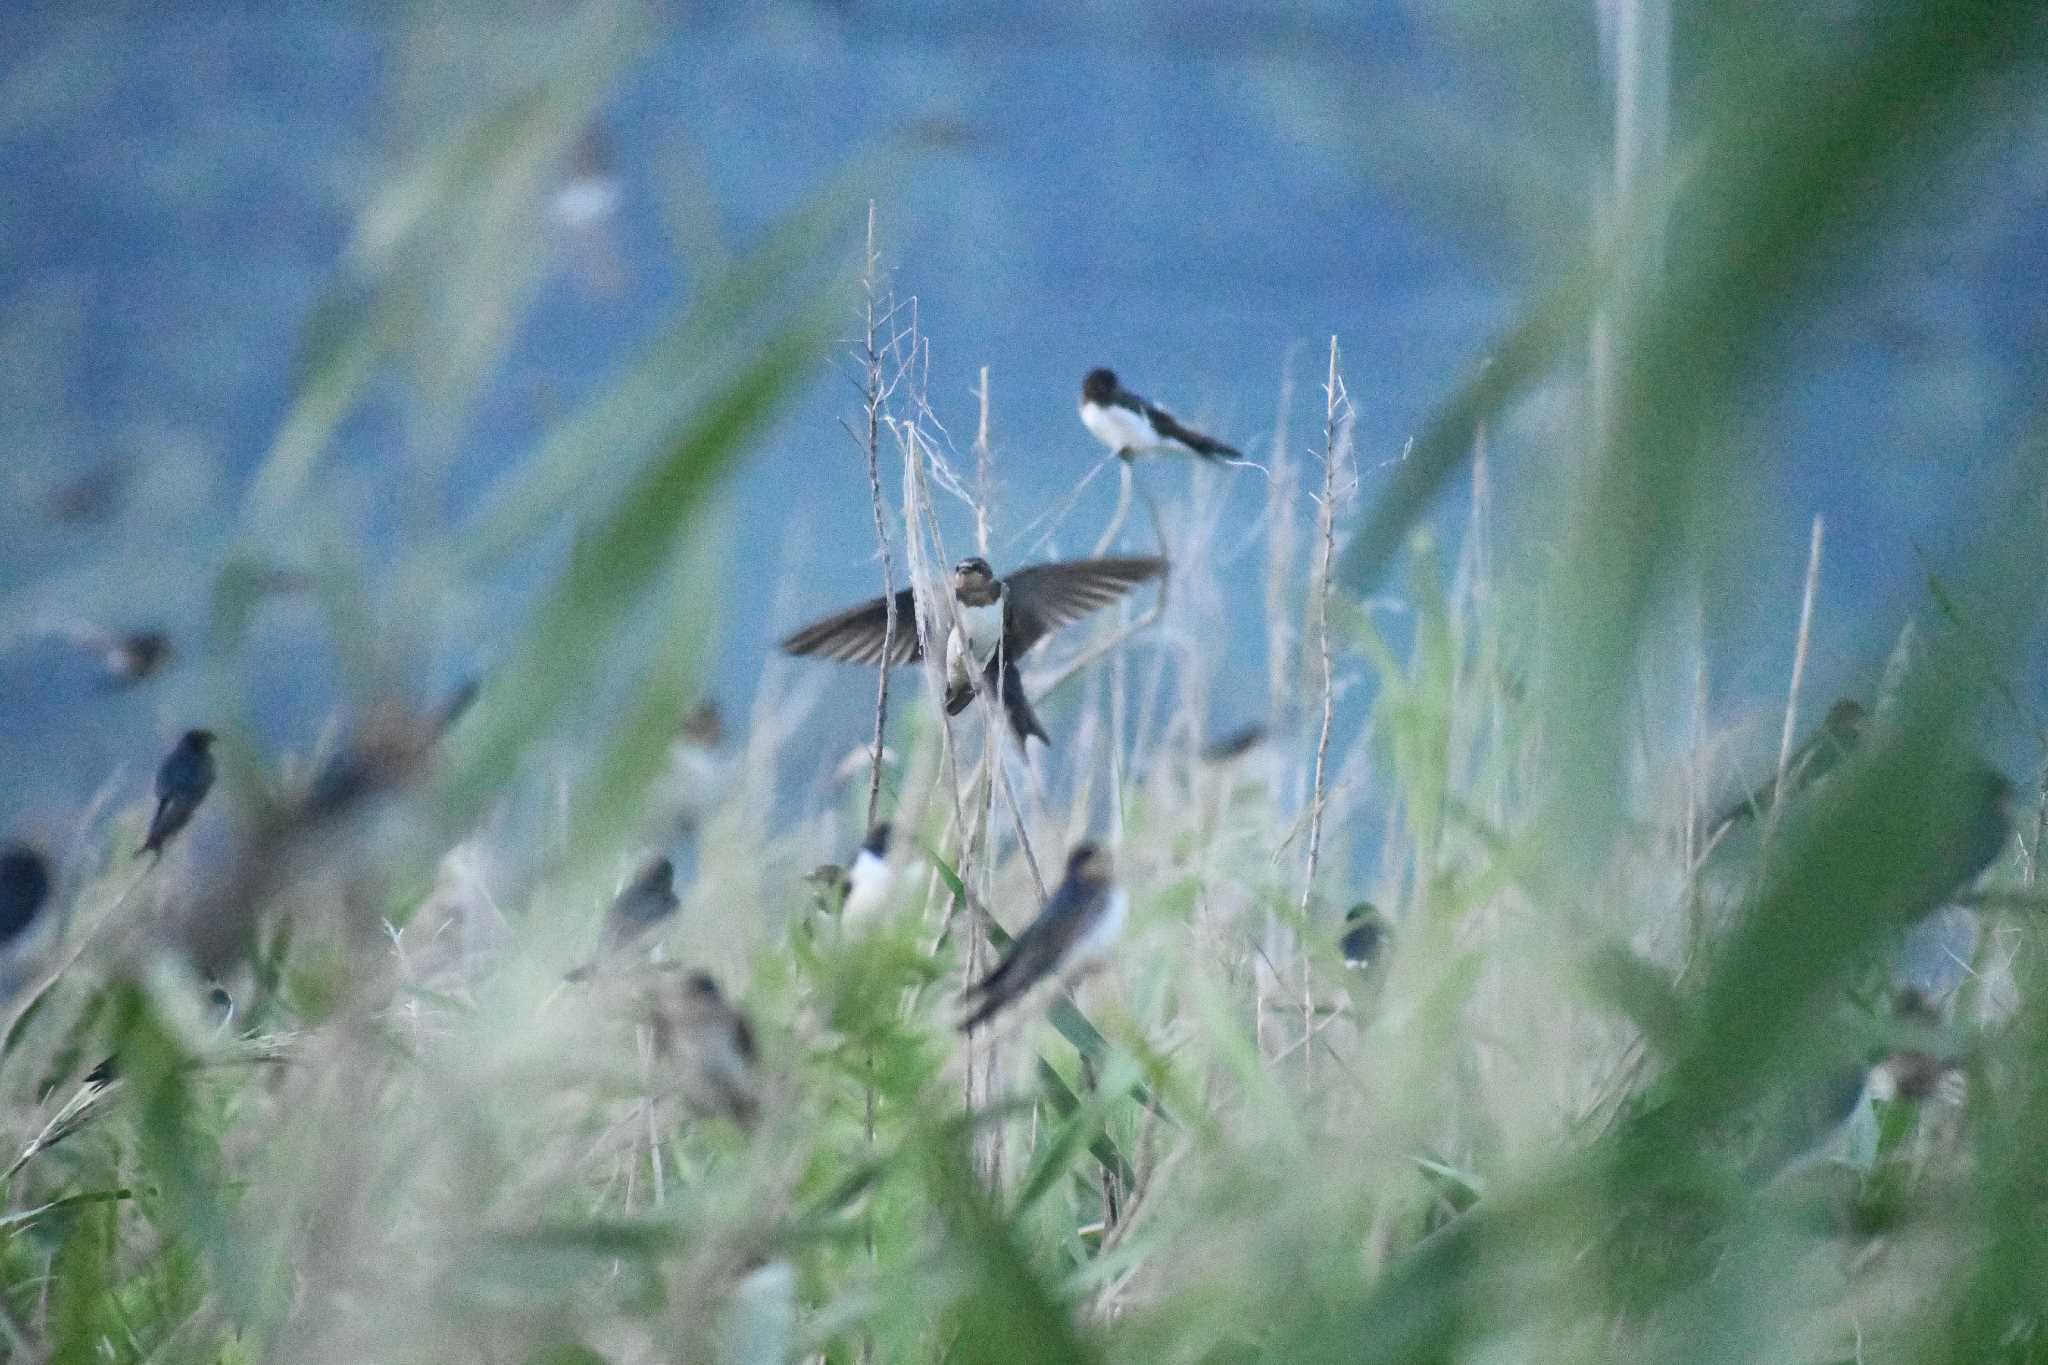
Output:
[1301, 337, 1350, 915]
[1762, 514, 1824, 851]
[856, 203, 897, 834]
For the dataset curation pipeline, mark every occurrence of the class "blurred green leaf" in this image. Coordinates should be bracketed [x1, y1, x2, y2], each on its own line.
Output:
[924, 1133, 1105, 1365]
[435, 305, 834, 840]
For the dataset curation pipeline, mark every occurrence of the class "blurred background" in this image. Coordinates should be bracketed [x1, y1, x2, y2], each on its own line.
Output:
[10, 4, 2048, 1363]
[8, 0, 2044, 833]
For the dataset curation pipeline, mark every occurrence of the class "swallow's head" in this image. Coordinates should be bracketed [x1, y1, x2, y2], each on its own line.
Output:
[1081, 369, 1118, 404]
[952, 558, 996, 597]
[862, 822, 892, 858]
[1066, 842, 1111, 884]
[184, 729, 217, 751]
[641, 855, 677, 888]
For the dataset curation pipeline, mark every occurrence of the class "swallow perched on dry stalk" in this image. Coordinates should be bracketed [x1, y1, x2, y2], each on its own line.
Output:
[960, 842, 1126, 1033]
[566, 855, 681, 982]
[139, 729, 216, 861]
[0, 844, 52, 948]
[647, 969, 760, 1129]
[1340, 902, 1385, 970]
[840, 823, 899, 933]
[1080, 367, 1239, 461]
[780, 555, 1164, 745]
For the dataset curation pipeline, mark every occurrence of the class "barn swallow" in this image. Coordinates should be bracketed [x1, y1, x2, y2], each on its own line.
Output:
[842, 823, 901, 933]
[780, 555, 1165, 746]
[1080, 368, 1240, 461]
[0, 844, 51, 947]
[646, 969, 760, 1129]
[139, 729, 217, 860]
[1340, 902, 1385, 969]
[960, 842, 1125, 1033]
[566, 855, 680, 981]
[1707, 697, 1864, 844]
[804, 825, 897, 924]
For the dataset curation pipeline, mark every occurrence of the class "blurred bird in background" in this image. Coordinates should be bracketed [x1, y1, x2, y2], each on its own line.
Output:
[647, 968, 760, 1130]
[139, 730, 217, 861]
[565, 855, 680, 982]
[960, 842, 1125, 1033]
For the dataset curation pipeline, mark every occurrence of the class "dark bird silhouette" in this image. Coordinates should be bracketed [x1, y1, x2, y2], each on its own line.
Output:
[648, 969, 760, 1129]
[1201, 723, 1267, 763]
[140, 730, 217, 860]
[0, 844, 52, 946]
[780, 555, 1165, 745]
[1080, 368, 1240, 461]
[1707, 698, 1865, 845]
[566, 856, 681, 981]
[1340, 902, 1385, 969]
[961, 843, 1125, 1033]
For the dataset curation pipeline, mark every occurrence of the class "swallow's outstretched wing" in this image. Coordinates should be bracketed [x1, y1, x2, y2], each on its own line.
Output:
[778, 587, 923, 667]
[1000, 557, 1165, 656]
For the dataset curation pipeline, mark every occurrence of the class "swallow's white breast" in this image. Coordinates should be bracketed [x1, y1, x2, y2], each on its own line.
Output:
[1070, 887, 1128, 970]
[1081, 399, 1159, 454]
[958, 598, 1005, 668]
[842, 848, 896, 932]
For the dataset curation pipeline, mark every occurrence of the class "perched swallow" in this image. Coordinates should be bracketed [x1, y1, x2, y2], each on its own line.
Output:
[1707, 697, 1865, 844]
[0, 844, 52, 947]
[960, 842, 1125, 1033]
[1080, 368, 1239, 461]
[647, 969, 760, 1129]
[842, 823, 900, 933]
[1340, 902, 1385, 969]
[780, 555, 1165, 745]
[567, 855, 681, 981]
[140, 729, 217, 860]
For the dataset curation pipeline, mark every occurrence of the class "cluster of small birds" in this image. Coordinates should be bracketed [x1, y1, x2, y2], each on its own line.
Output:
[769, 369, 1256, 1028]
[0, 368, 1254, 1137]
[1, 374, 2020, 1157]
